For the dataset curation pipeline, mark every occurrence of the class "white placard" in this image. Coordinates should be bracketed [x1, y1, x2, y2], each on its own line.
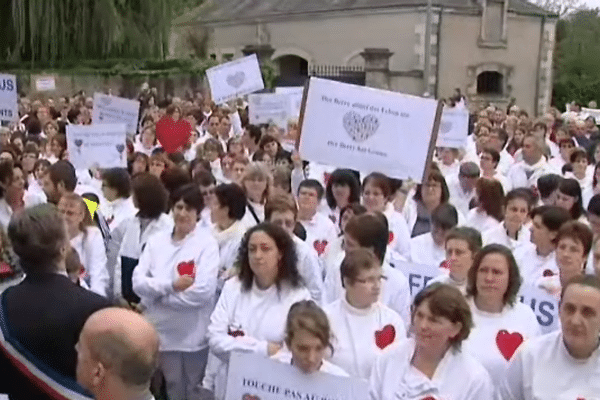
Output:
[92, 93, 140, 136]
[583, 107, 600, 123]
[0, 74, 18, 125]
[225, 352, 368, 400]
[276, 86, 304, 118]
[299, 77, 440, 182]
[35, 76, 56, 91]
[436, 106, 469, 148]
[248, 93, 291, 128]
[519, 284, 560, 334]
[206, 54, 265, 105]
[394, 260, 444, 300]
[66, 124, 127, 170]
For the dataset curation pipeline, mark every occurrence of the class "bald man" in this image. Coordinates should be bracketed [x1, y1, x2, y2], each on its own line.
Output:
[76, 308, 159, 400]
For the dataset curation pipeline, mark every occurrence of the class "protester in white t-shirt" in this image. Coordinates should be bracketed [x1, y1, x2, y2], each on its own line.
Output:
[99, 168, 137, 230]
[324, 213, 411, 329]
[436, 147, 460, 179]
[447, 162, 480, 217]
[465, 178, 504, 234]
[537, 221, 593, 298]
[513, 206, 571, 286]
[322, 169, 361, 228]
[272, 300, 348, 377]
[240, 163, 271, 229]
[207, 223, 311, 400]
[463, 244, 541, 389]
[409, 203, 458, 267]
[549, 137, 575, 174]
[565, 148, 593, 195]
[369, 283, 495, 400]
[555, 177, 587, 223]
[500, 274, 600, 399]
[325, 248, 406, 380]
[428, 227, 482, 295]
[483, 188, 534, 251]
[296, 179, 338, 259]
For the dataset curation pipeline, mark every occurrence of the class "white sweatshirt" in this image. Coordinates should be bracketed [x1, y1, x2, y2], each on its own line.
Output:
[271, 349, 349, 377]
[427, 272, 468, 295]
[482, 223, 531, 252]
[385, 208, 412, 262]
[499, 330, 600, 400]
[409, 233, 445, 268]
[211, 220, 246, 287]
[299, 212, 338, 258]
[324, 260, 411, 330]
[369, 338, 496, 400]
[465, 208, 502, 234]
[71, 227, 109, 296]
[100, 197, 137, 230]
[513, 244, 558, 286]
[463, 299, 541, 389]
[132, 226, 220, 352]
[208, 277, 311, 400]
[324, 298, 406, 380]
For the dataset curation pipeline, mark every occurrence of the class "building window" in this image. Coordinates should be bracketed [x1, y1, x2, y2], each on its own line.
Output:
[222, 53, 234, 62]
[477, 71, 503, 95]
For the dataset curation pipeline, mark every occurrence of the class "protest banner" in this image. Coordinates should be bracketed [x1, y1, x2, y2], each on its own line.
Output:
[225, 352, 368, 400]
[298, 77, 443, 182]
[275, 86, 304, 118]
[436, 106, 469, 148]
[583, 107, 600, 123]
[92, 93, 140, 137]
[519, 284, 560, 334]
[206, 54, 265, 105]
[66, 124, 127, 170]
[248, 93, 291, 128]
[35, 76, 56, 92]
[0, 74, 18, 126]
[393, 260, 444, 300]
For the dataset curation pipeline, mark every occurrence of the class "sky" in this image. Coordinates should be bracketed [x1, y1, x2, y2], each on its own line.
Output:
[582, 0, 600, 8]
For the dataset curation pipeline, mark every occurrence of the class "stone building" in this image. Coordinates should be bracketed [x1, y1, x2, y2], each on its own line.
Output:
[171, 0, 557, 115]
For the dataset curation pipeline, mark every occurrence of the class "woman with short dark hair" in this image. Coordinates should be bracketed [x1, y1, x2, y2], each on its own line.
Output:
[463, 244, 540, 388]
[208, 223, 310, 400]
[100, 168, 136, 230]
[324, 169, 361, 227]
[370, 283, 495, 400]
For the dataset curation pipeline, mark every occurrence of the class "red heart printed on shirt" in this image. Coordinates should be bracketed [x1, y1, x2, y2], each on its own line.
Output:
[375, 324, 396, 349]
[229, 329, 245, 338]
[313, 240, 328, 256]
[421, 397, 437, 400]
[242, 393, 261, 400]
[542, 269, 555, 277]
[439, 259, 452, 269]
[156, 116, 192, 154]
[388, 231, 394, 244]
[177, 260, 195, 278]
[496, 330, 524, 361]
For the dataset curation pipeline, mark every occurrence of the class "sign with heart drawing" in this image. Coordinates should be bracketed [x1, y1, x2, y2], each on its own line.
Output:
[298, 77, 442, 182]
[206, 54, 265, 105]
[225, 352, 368, 400]
[66, 123, 127, 170]
[92, 93, 140, 137]
[436, 106, 469, 148]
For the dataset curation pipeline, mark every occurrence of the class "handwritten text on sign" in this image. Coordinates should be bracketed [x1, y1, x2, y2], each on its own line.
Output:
[394, 260, 444, 300]
[0, 74, 18, 125]
[92, 93, 140, 137]
[206, 54, 265, 105]
[248, 93, 291, 128]
[66, 124, 127, 170]
[225, 352, 368, 400]
[299, 78, 439, 182]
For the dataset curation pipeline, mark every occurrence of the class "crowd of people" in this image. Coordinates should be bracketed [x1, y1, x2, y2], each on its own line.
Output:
[0, 87, 598, 400]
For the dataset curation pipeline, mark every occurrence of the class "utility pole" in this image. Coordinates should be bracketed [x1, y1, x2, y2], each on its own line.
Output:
[423, 0, 433, 96]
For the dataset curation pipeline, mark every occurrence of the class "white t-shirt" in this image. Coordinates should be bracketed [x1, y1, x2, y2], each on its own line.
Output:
[324, 297, 406, 380]
[463, 299, 541, 389]
[271, 349, 349, 377]
[369, 338, 496, 400]
[409, 233, 445, 268]
[500, 330, 600, 400]
[299, 212, 338, 258]
[482, 223, 531, 252]
[465, 208, 502, 235]
[513, 244, 558, 286]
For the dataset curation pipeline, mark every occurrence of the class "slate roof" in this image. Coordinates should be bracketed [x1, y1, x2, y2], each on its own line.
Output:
[175, 0, 556, 26]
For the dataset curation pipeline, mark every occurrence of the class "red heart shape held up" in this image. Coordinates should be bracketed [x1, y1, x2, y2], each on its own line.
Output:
[313, 240, 328, 256]
[388, 231, 394, 244]
[242, 394, 261, 400]
[156, 116, 192, 154]
[177, 260, 195, 278]
[542, 269, 555, 277]
[439, 259, 452, 270]
[421, 397, 437, 400]
[496, 330, 524, 360]
[375, 324, 396, 349]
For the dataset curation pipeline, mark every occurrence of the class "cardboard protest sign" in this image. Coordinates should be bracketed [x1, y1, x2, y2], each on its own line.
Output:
[248, 93, 291, 128]
[519, 284, 560, 334]
[67, 124, 127, 170]
[275, 86, 304, 118]
[92, 93, 140, 137]
[298, 77, 442, 182]
[35, 76, 56, 92]
[436, 106, 469, 148]
[0, 74, 18, 126]
[206, 54, 264, 105]
[393, 260, 444, 300]
[225, 352, 368, 400]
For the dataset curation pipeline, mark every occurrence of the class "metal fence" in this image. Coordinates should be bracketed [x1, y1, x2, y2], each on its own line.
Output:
[308, 65, 366, 85]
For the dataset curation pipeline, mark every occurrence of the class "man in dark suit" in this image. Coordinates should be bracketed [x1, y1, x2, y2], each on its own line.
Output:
[0, 204, 111, 399]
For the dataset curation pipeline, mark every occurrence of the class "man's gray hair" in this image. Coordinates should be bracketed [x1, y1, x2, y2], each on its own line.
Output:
[7, 204, 67, 271]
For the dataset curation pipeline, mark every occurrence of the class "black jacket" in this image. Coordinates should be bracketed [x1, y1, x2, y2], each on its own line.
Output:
[0, 272, 111, 399]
